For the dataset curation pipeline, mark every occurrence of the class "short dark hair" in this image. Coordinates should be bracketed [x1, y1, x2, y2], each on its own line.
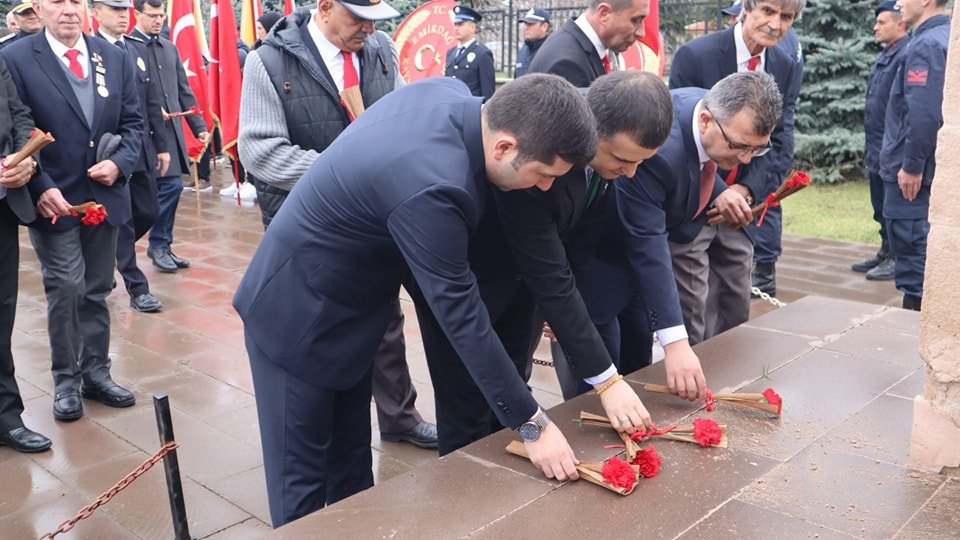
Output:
[134, 0, 164, 12]
[485, 73, 597, 169]
[588, 71, 673, 150]
[702, 71, 782, 137]
[589, 0, 639, 12]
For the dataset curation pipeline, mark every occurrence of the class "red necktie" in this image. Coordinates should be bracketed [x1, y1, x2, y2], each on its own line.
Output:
[725, 164, 739, 186]
[341, 51, 359, 89]
[65, 49, 84, 79]
[602, 54, 612, 74]
[694, 160, 717, 219]
[747, 55, 760, 71]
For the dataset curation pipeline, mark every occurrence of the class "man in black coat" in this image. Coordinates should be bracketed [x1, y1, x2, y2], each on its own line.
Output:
[93, 0, 169, 313]
[130, 0, 209, 274]
[514, 7, 550, 77]
[526, 0, 649, 87]
[0, 54, 50, 453]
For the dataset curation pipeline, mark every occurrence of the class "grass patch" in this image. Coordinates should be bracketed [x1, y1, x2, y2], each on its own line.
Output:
[781, 181, 880, 244]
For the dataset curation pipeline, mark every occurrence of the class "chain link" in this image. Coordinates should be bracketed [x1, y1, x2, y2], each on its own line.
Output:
[532, 357, 554, 368]
[751, 287, 787, 308]
[38, 441, 181, 540]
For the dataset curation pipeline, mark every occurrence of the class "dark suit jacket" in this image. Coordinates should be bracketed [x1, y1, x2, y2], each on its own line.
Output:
[128, 28, 205, 176]
[669, 26, 801, 208]
[444, 41, 495, 100]
[233, 77, 538, 429]
[2, 31, 143, 230]
[0, 54, 35, 224]
[468, 169, 614, 380]
[526, 19, 606, 87]
[98, 32, 168, 174]
[588, 89, 726, 332]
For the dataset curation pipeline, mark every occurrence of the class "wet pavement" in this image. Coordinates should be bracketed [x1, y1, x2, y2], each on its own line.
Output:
[1, 171, 953, 539]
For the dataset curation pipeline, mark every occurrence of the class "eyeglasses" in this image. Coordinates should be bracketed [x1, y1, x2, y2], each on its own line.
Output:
[136, 12, 167, 20]
[704, 106, 772, 157]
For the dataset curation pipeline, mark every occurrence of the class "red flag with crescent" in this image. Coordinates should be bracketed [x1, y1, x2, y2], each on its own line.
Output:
[210, 0, 242, 164]
[170, 0, 213, 161]
[393, 0, 457, 83]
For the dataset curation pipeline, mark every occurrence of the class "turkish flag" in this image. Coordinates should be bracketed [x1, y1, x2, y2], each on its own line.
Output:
[210, 0, 242, 165]
[170, 0, 213, 161]
[639, 0, 660, 56]
[283, 0, 294, 16]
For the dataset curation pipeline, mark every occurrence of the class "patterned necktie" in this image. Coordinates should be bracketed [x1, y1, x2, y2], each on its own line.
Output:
[694, 160, 718, 219]
[65, 49, 84, 79]
[341, 51, 359, 89]
[747, 55, 760, 71]
[602, 54, 612, 74]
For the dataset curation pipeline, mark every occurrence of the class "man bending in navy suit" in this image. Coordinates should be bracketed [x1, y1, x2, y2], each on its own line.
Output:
[2, 0, 143, 421]
[234, 74, 650, 527]
[577, 72, 782, 399]
[668, 0, 803, 341]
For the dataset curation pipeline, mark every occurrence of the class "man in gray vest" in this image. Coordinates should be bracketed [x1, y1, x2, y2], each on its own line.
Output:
[238, 0, 437, 449]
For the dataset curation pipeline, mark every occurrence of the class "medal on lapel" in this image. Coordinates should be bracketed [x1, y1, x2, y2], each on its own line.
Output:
[92, 53, 109, 98]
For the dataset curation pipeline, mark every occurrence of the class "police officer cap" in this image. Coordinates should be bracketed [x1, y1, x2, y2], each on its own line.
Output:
[721, 0, 741, 16]
[520, 7, 550, 24]
[10, 1, 35, 14]
[93, 0, 135, 8]
[875, 0, 900, 16]
[453, 5, 482, 24]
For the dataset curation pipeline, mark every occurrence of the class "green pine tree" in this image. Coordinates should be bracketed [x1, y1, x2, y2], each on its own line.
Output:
[794, 0, 882, 183]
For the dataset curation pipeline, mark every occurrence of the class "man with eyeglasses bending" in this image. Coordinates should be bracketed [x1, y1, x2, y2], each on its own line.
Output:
[574, 71, 781, 395]
[667, 0, 804, 343]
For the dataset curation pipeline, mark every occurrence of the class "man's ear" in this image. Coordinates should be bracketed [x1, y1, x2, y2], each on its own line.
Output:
[490, 133, 518, 161]
[697, 109, 713, 136]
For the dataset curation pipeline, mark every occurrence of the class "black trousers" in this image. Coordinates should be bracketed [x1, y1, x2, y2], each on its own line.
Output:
[408, 276, 538, 456]
[0, 199, 25, 432]
[116, 170, 159, 296]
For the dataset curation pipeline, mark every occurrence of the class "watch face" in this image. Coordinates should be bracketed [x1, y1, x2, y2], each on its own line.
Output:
[518, 422, 540, 442]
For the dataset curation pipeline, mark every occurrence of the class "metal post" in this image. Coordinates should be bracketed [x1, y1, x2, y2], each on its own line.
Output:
[154, 393, 193, 540]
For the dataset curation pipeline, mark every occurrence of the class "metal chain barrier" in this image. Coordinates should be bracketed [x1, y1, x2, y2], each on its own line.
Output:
[751, 287, 787, 308]
[38, 441, 181, 540]
[532, 357, 554, 368]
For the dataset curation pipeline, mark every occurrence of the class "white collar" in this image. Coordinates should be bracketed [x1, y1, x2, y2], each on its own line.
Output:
[46, 29, 89, 61]
[692, 100, 709, 165]
[308, 10, 351, 68]
[575, 14, 607, 60]
[733, 21, 765, 71]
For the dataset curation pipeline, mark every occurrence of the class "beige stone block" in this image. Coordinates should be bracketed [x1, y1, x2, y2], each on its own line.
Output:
[909, 396, 960, 471]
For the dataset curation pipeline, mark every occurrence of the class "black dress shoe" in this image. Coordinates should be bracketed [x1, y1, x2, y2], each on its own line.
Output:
[168, 250, 190, 268]
[53, 391, 83, 421]
[130, 292, 163, 312]
[852, 241, 892, 272]
[380, 421, 438, 449]
[865, 256, 896, 281]
[902, 294, 922, 311]
[81, 380, 135, 408]
[0, 426, 52, 453]
[751, 262, 776, 297]
[148, 248, 178, 273]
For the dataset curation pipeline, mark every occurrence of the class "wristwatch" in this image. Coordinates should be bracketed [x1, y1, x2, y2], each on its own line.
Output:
[518, 410, 551, 442]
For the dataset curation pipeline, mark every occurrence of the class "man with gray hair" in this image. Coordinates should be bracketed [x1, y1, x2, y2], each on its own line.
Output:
[238, 0, 437, 449]
[668, 0, 804, 343]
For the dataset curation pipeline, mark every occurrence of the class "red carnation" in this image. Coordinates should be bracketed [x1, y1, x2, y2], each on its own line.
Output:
[631, 445, 662, 477]
[80, 205, 106, 226]
[692, 418, 723, 447]
[793, 171, 811, 186]
[762, 388, 782, 414]
[601, 455, 636, 490]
